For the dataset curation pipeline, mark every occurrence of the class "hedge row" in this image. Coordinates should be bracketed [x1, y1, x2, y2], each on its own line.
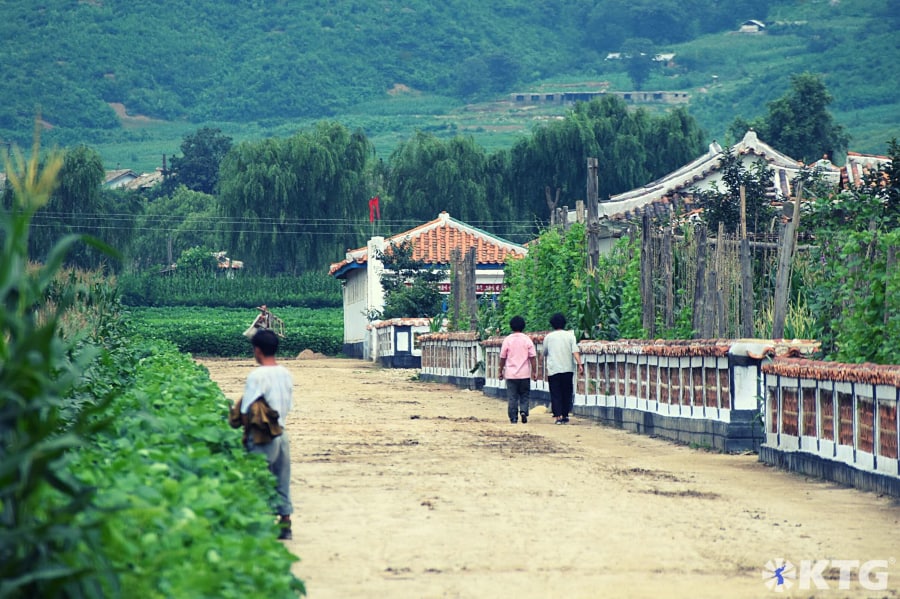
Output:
[69, 338, 306, 597]
[128, 306, 343, 357]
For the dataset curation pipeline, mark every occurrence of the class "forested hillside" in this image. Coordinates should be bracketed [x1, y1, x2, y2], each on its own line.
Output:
[3, 0, 897, 160]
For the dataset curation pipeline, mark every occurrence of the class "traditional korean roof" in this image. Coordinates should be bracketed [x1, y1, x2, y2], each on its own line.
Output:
[329, 212, 527, 278]
[586, 130, 878, 228]
[842, 151, 892, 188]
[103, 169, 139, 188]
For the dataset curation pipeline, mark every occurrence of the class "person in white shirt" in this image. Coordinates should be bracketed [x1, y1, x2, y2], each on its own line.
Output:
[240, 328, 294, 539]
[542, 313, 583, 424]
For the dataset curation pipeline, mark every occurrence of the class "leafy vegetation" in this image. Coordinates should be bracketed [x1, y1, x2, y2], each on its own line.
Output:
[129, 306, 343, 356]
[1, 133, 304, 597]
[117, 271, 342, 308]
[802, 140, 900, 363]
[375, 240, 444, 320]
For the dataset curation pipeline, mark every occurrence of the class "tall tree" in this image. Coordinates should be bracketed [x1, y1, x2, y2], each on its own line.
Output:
[129, 186, 220, 269]
[168, 127, 233, 195]
[730, 73, 850, 164]
[385, 132, 495, 225]
[694, 147, 775, 235]
[218, 122, 372, 275]
[506, 95, 705, 223]
[30, 145, 106, 269]
[621, 38, 656, 90]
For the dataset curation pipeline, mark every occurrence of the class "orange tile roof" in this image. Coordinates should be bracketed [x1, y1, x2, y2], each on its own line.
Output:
[329, 212, 526, 276]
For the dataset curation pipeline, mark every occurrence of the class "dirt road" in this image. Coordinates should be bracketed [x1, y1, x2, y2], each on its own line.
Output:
[201, 357, 900, 599]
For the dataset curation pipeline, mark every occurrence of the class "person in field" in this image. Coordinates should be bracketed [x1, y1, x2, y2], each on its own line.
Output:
[498, 315, 537, 424]
[543, 312, 583, 424]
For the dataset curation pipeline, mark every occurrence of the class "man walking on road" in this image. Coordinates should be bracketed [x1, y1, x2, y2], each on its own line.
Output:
[234, 328, 294, 540]
[498, 315, 537, 424]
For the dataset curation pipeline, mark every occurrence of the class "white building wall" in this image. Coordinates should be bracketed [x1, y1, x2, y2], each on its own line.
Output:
[342, 270, 368, 345]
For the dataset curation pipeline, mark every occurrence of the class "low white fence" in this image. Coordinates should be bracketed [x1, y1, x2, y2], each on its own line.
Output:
[418, 333, 900, 496]
[760, 358, 900, 495]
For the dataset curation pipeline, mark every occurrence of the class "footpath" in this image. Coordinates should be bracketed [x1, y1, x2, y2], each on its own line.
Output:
[202, 357, 900, 599]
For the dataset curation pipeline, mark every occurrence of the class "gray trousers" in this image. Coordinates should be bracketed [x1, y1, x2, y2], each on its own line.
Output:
[506, 378, 531, 422]
[246, 434, 293, 516]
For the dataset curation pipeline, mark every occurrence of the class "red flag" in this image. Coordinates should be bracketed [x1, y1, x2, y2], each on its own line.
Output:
[368, 196, 381, 222]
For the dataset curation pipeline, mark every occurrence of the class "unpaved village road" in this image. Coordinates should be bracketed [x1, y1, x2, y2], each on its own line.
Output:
[200, 357, 900, 599]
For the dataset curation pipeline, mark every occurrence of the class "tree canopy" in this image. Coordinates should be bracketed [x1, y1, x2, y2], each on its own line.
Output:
[730, 73, 850, 164]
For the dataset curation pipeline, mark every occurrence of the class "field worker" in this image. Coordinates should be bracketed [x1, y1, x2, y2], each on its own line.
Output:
[237, 328, 294, 540]
[498, 315, 537, 424]
[543, 312, 583, 424]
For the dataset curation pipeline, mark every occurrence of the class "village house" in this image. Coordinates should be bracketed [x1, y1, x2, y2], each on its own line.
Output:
[328, 211, 526, 360]
[103, 169, 139, 189]
[571, 129, 890, 242]
[738, 19, 766, 33]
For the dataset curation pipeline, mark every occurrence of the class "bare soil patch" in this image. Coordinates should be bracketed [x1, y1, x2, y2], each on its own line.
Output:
[201, 357, 900, 599]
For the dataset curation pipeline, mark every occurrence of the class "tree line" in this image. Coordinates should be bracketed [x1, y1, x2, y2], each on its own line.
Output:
[4, 95, 709, 277]
[3, 75, 850, 281]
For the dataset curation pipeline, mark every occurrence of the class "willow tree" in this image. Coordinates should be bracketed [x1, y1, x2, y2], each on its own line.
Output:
[217, 122, 372, 275]
[28, 145, 111, 269]
[385, 132, 497, 226]
[507, 95, 705, 223]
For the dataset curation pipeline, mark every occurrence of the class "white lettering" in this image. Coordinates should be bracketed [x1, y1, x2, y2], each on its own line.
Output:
[798, 560, 829, 590]
[859, 560, 889, 591]
[830, 560, 860, 590]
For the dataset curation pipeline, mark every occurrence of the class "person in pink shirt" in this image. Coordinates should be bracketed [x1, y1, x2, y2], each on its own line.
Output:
[498, 315, 537, 424]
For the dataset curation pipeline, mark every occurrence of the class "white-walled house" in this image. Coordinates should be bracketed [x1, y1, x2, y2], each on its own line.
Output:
[328, 211, 527, 359]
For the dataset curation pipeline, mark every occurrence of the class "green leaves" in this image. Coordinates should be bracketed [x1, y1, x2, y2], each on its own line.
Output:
[129, 306, 343, 356]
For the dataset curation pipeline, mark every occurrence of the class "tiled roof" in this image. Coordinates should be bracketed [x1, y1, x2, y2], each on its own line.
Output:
[329, 212, 527, 276]
[586, 131, 889, 229]
[842, 151, 891, 188]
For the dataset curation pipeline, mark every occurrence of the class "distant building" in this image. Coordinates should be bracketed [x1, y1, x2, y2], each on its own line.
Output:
[329, 212, 526, 358]
[566, 130, 891, 243]
[103, 169, 139, 189]
[739, 19, 766, 33]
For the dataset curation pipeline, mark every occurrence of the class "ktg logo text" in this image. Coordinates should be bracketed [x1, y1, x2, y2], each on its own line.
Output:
[762, 558, 893, 592]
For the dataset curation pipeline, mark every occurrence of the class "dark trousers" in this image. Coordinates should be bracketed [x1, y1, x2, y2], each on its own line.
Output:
[505, 378, 531, 422]
[548, 372, 574, 418]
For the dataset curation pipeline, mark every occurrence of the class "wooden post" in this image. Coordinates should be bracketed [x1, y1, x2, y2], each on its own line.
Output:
[586, 158, 600, 272]
[641, 212, 655, 337]
[772, 182, 803, 339]
[464, 247, 477, 330]
[546, 186, 560, 226]
[715, 222, 726, 337]
[576, 200, 585, 224]
[450, 248, 462, 330]
[692, 226, 708, 338]
[739, 185, 755, 338]
[662, 228, 674, 330]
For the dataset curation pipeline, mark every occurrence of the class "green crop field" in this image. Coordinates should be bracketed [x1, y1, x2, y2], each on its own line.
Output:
[129, 306, 344, 357]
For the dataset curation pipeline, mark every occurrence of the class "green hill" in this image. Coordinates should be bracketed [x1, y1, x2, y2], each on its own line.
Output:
[2, 0, 898, 169]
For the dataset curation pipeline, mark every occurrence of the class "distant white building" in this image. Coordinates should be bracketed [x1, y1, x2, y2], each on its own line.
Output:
[739, 19, 766, 33]
[328, 212, 526, 358]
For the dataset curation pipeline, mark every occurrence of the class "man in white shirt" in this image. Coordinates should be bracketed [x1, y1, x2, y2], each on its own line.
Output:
[240, 328, 294, 540]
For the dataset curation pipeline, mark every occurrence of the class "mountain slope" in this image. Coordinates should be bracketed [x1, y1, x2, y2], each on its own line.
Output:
[1, 0, 897, 160]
